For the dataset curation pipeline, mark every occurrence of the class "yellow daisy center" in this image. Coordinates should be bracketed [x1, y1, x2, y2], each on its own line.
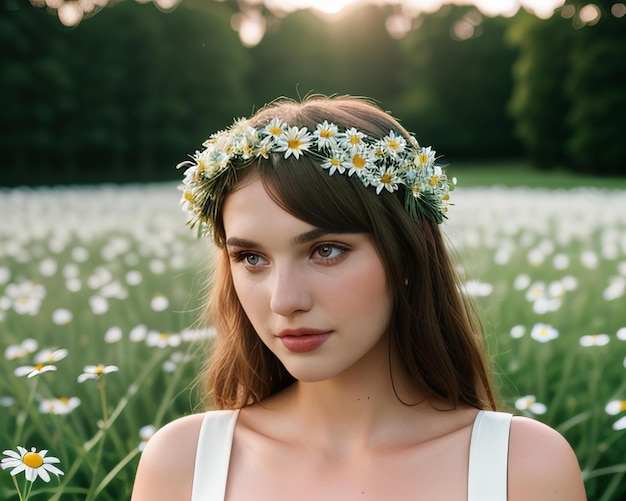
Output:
[429, 176, 440, 186]
[349, 135, 361, 145]
[381, 173, 392, 184]
[331, 158, 342, 166]
[320, 130, 333, 138]
[269, 126, 282, 136]
[60, 397, 70, 404]
[352, 155, 365, 169]
[184, 191, 194, 203]
[95, 364, 105, 375]
[621, 401, 626, 411]
[288, 138, 302, 150]
[418, 153, 429, 165]
[23, 452, 44, 469]
[388, 139, 399, 150]
[17, 297, 29, 304]
[443, 194, 450, 201]
[34, 364, 44, 371]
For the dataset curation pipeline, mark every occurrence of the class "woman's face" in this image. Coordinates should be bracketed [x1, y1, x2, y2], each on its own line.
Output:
[222, 175, 393, 383]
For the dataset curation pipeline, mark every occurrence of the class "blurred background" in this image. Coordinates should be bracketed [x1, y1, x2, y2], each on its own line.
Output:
[2, 2, 626, 500]
[1, 0, 625, 186]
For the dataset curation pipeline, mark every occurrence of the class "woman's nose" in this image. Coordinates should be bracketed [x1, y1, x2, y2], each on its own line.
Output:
[269, 265, 312, 316]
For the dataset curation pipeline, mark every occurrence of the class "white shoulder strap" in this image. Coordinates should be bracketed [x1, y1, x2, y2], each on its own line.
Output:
[191, 409, 240, 501]
[467, 410, 513, 501]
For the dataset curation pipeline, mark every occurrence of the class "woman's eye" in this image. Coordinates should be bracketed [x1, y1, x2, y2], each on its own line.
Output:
[313, 243, 346, 261]
[244, 254, 262, 266]
[231, 251, 267, 268]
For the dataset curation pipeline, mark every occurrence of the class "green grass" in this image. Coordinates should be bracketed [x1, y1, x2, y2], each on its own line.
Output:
[454, 161, 626, 189]
[1, 178, 625, 500]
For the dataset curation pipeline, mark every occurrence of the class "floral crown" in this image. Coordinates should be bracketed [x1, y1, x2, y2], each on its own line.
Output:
[178, 116, 455, 237]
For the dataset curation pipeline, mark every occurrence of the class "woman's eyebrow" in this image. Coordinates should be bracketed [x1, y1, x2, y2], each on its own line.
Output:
[225, 228, 338, 249]
[291, 228, 331, 245]
[225, 237, 260, 249]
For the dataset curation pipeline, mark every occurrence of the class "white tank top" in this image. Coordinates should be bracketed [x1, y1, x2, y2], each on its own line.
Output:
[191, 409, 512, 501]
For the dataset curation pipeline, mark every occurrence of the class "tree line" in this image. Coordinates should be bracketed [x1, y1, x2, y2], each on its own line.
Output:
[0, 0, 624, 186]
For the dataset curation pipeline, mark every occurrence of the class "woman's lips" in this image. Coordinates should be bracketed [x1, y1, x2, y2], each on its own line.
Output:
[276, 329, 332, 353]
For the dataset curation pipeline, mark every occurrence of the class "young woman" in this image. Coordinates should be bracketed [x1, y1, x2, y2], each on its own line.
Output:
[131, 96, 586, 500]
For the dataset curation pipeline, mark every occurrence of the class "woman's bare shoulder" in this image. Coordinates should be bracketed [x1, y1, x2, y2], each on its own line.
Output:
[508, 416, 587, 501]
[131, 412, 207, 501]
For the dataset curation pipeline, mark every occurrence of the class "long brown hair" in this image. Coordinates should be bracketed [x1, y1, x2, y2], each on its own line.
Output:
[201, 96, 497, 411]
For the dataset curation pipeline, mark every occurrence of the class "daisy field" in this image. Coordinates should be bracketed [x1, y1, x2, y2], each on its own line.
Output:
[0, 181, 625, 500]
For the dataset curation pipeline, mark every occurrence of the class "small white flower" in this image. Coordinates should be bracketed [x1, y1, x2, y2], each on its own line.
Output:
[14, 348, 68, 378]
[35, 348, 68, 365]
[104, 326, 123, 344]
[510, 325, 526, 339]
[5, 339, 38, 360]
[380, 131, 406, 157]
[71, 246, 89, 262]
[613, 416, 626, 431]
[530, 323, 559, 343]
[125, 270, 143, 286]
[580, 250, 598, 269]
[129, 324, 148, 342]
[0, 266, 10, 285]
[38, 258, 58, 277]
[372, 167, 401, 194]
[320, 150, 348, 175]
[0, 396, 16, 407]
[52, 308, 73, 325]
[515, 395, 547, 415]
[150, 294, 169, 312]
[313, 121, 339, 149]
[149, 259, 166, 275]
[617, 327, 626, 341]
[146, 331, 181, 349]
[5, 280, 46, 316]
[464, 280, 494, 298]
[605, 400, 626, 416]
[1, 446, 64, 483]
[338, 127, 366, 152]
[274, 126, 313, 159]
[138, 425, 156, 452]
[77, 364, 119, 383]
[579, 334, 610, 347]
[513, 274, 531, 291]
[552, 253, 570, 270]
[39, 396, 81, 415]
[89, 295, 109, 315]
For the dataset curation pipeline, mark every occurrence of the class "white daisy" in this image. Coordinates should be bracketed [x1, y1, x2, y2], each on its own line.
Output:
[274, 126, 313, 159]
[1, 446, 64, 483]
[320, 150, 348, 175]
[530, 323, 559, 343]
[372, 167, 401, 194]
[39, 396, 81, 415]
[262, 118, 286, 139]
[337, 127, 366, 152]
[313, 121, 339, 149]
[515, 395, 547, 415]
[380, 131, 406, 157]
[77, 364, 119, 383]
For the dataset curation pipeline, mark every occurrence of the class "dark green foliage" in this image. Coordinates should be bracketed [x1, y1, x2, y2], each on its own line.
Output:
[398, 6, 523, 161]
[508, 2, 626, 174]
[0, 0, 249, 185]
[1, 0, 625, 185]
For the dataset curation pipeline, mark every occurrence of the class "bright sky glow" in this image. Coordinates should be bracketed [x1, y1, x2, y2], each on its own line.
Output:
[259, 0, 566, 19]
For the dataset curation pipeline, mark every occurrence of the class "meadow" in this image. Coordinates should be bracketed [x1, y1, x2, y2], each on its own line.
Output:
[1, 176, 625, 500]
